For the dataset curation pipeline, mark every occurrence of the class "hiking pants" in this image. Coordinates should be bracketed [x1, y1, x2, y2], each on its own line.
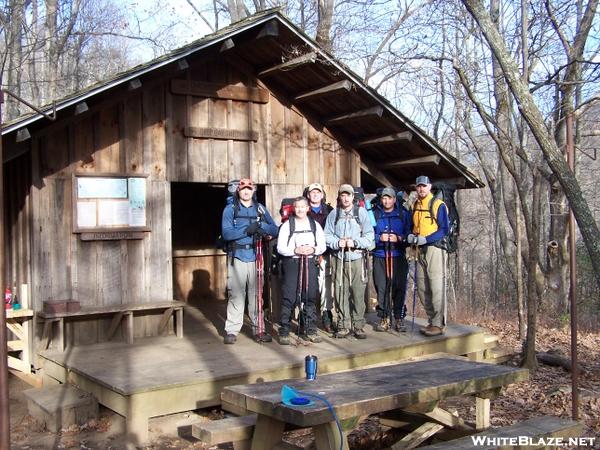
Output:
[279, 257, 318, 335]
[225, 258, 264, 336]
[317, 255, 333, 313]
[416, 245, 447, 328]
[373, 253, 409, 320]
[332, 257, 367, 331]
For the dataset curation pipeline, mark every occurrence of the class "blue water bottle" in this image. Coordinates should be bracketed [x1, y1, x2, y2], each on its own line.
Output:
[305, 355, 318, 380]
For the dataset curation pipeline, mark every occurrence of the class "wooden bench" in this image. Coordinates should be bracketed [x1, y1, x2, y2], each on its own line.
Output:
[37, 300, 185, 351]
[191, 415, 306, 450]
[419, 416, 583, 449]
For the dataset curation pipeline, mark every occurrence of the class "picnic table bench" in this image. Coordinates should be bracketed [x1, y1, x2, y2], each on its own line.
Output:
[37, 300, 185, 351]
[221, 356, 529, 450]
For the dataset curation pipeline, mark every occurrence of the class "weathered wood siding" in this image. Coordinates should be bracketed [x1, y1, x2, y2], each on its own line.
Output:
[170, 58, 358, 305]
[4, 55, 360, 346]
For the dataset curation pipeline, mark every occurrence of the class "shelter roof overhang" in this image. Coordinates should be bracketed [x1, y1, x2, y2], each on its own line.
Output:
[2, 9, 483, 190]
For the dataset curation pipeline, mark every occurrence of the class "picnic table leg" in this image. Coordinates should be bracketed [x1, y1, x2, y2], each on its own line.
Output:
[250, 414, 285, 450]
[475, 397, 490, 430]
[314, 421, 349, 450]
[175, 307, 183, 337]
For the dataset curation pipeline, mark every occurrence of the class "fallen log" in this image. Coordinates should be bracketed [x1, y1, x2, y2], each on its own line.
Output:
[536, 351, 580, 372]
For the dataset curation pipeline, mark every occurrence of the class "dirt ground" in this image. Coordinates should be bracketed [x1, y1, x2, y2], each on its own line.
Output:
[8, 319, 600, 449]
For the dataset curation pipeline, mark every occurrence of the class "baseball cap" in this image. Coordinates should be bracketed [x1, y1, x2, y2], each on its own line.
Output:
[381, 187, 396, 198]
[338, 184, 354, 195]
[307, 183, 323, 193]
[415, 175, 431, 186]
[237, 178, 254, 190]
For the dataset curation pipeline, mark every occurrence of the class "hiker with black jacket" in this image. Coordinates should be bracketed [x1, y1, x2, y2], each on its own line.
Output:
[221, 178, 279, 344]
[372, 187, 412, 332]
[305, 183, 335, 332]
[277, 197, 326, 344]
[407, 175, 449, 337]
[324, 184, 375, 339]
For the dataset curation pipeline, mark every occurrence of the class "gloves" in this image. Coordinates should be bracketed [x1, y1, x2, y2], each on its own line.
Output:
[245, 222, 260, 236]
[407, 234, 427, 246]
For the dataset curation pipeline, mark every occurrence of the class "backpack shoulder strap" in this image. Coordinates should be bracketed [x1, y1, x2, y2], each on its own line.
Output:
[286, 216, 296, 245]
[308, 215, 317, 238]
[428, 197, 444, 225]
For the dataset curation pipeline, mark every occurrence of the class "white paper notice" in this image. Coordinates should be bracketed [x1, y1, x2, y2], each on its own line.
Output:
[98, 200, 130, 226]
[77, 201, 97, 228]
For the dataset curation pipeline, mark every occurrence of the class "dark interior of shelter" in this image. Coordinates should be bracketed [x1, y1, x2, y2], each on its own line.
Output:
[170, 182, 267, 250]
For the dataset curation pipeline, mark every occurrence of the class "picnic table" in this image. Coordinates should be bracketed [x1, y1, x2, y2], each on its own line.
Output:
[221, 356, 529, 450]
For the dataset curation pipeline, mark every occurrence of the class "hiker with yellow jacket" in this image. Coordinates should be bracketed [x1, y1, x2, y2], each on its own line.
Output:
[407, 176, 449, 337]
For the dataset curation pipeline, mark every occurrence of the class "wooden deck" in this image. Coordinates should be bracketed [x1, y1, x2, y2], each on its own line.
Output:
[37, 304, 494, 446]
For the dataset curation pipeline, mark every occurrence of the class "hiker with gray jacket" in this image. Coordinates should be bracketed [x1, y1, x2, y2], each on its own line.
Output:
[324, 184, 375, 339]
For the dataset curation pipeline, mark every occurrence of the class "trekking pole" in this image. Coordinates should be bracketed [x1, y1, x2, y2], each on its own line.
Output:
[302, 255, 310, 337]
[256, 236, 264, 337]
[411, 244, 418, 332]
[387, 239, 394, 330]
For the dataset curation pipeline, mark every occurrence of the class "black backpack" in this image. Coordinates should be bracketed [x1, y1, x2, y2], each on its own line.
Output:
[429, 184, 460, 254]
[285, 215, 317, 245]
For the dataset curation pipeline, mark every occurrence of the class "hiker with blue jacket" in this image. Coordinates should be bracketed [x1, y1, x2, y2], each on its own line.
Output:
[221, 178, 279, 344]
[277, 197, 327, 345]
[324, 184, 375, 339]
[407, 175, 449, 337]
[372, 187, 412, 332]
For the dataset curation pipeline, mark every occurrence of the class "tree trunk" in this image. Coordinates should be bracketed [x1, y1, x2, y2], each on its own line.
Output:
[315, 0, 334, 51]
[461, 0, 600, 290]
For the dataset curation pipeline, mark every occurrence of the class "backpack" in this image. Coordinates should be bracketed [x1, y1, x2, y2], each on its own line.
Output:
[279, 198, 296, 223]
[285, 215, 317, 245]
[428, 184, 460, 253]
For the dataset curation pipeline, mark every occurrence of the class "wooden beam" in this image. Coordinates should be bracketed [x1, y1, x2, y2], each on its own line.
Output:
[384, 155, 441, 168]
[360, 158, 399, 188]
[258, 52, 318, 78]
[256, 21, 279, 39]
[294, 80, 353, 103]
[171, 80, 269, 103]
[326, 106, 384, 126]
[220, 38, 235, 52]
[354, 131, 413, 148]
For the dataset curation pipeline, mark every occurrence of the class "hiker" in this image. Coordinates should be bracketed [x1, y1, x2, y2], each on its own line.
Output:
[407, 175, 449, 337]
[304, 183, 335, 332]
[276, 197, 326, 345]
[324, 184, 375, 339]
[372, 187, 411, 332]
[221, 178, 279, 344]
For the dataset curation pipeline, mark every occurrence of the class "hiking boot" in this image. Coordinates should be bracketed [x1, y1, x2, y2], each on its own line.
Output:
[375, 318, 389, 332]
[305, 333, 322, 343]
[254, 332, 273, 343]
[395, 318, 407, 332]
[224, 334, 237, 345]
[422, 326, 444, 337]
[335, 328, 350, 338]
[279, 334, 291, 345]
[354, 328, 367, 339]
[419, 324, 434, 335]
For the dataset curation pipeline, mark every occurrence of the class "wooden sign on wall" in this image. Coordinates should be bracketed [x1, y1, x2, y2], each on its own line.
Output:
[184, 126, 259, 142]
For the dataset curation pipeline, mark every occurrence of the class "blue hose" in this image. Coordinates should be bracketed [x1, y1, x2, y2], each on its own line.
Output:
[292, 388, 344, 450]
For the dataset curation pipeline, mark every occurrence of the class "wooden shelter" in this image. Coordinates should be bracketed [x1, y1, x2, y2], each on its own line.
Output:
[1, 10, 482, 355]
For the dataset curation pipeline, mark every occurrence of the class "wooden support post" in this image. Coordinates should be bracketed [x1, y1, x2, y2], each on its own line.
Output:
[175, 307, 183, 338]
[158, 307, 174, 334]
[250, 415, 285, 450]
[57, 318, 65, 351]
[125, 312, 134, 344]
[475, 397, 490, 430]
[314, 421, 349, 450]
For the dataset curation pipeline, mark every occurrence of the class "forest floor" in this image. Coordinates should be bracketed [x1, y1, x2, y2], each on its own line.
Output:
[8, 318, 600, 449]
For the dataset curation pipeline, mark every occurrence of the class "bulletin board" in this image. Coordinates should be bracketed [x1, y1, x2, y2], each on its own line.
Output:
[73, 173, 150, 240]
